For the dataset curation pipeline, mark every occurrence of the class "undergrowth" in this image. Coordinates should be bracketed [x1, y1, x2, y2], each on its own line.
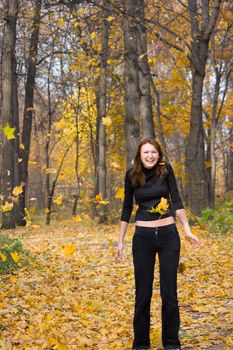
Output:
[198, 199, 233, 234]
[0, 235, 30, 274]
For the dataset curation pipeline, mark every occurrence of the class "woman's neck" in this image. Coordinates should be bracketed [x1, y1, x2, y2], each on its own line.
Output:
[141, 163, 157, 175]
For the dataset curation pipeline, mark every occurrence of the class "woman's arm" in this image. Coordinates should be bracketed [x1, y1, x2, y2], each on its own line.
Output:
[176, 208, 201, 248]
[115, 221, 129, 262]
[115, 168, 134, 263]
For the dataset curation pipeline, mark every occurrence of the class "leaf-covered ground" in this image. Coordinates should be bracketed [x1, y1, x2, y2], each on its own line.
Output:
[0, 220, 232, 350]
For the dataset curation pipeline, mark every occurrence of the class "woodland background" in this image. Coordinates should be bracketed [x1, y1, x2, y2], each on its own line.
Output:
[0, 0, 232, 227]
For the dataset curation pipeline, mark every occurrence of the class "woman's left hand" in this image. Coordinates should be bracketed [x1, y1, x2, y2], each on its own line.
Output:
[185, 231, 201, 248]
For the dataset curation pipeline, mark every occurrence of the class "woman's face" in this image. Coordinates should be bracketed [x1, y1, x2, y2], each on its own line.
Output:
[140, 143, 160, 169]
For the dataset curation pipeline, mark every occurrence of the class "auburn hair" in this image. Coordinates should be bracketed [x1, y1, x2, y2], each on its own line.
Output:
[129, 138, 167, 187]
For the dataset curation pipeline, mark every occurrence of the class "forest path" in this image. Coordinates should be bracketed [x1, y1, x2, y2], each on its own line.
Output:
[0, 220, 232, 350]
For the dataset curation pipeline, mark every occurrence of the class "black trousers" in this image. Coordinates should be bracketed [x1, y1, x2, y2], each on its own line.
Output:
[132, 223, 181, 350]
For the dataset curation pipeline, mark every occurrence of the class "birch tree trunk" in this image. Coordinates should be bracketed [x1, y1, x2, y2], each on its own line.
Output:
[1, 0, 18, 229]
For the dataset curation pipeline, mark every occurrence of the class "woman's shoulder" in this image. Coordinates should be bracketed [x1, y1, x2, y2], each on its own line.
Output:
[125, 166, 134, 179]
[164, 162, 173, 172]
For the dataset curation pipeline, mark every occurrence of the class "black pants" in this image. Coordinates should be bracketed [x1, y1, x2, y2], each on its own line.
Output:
[132, 223, 181, 350]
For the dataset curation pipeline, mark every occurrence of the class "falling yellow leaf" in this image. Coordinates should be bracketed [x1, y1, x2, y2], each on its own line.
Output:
[73, 215, 81, 222]
[53, 195, 63, 205]
[102, 116, 112, 126]
[18, 158, 23, 163]
[60, 243, 76, 258]
[9, 275, 17, 283]
[30, 224, 40, 229]
[111, 162, 121, 170]
[226, 337, 233, 346]
[0, 253, 7, 262]
[1, 201, 14, 212]
[10, 195, 19, 205]
[28, 160, 38, 166]
[98, 200, 110, 205]
[10, 251, 20, 264]
[45, 208, 50, 213]
[12, 184, 24, 196]
[20, 143, 25, 149]
[3, 123, 16, 140]
[95, 193, 109, 205]
[90, 32, 96, 40]
[95, 193, 103, 202]
[26, 107, 35, 112]
[46, 168, 57, 174]
[115, 187, 124, 200]
[106, 16, 114, 22]
[58, 18, 65, 27]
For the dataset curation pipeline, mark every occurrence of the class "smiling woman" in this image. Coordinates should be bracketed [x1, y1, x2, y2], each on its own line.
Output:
[115, 137, 201, 350]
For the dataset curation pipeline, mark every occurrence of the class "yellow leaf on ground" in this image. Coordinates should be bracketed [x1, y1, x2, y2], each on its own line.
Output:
[10, 251, 20, 264]
[9, 275, 17, 283]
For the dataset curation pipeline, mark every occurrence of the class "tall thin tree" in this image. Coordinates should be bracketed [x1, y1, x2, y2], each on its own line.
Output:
[123, 0, 141, 167]
[20, 0, 42, 225]
[1, 0, 19, 229]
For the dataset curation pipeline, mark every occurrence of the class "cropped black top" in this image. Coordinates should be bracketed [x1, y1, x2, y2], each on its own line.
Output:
[120, 162, 184, 222]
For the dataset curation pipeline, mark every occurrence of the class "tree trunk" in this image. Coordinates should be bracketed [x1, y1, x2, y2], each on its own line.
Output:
[185, 66, 207, 215]
[20, 0, 42, 224]
[226, 126, 233, 192]
[72, 102, 81, 217]
[123, 0, 140, 167]
[1, 0, 18, 229]
[96, 9, 109, 223]
[185, 0, 221, 215]
[137, 0, 155, 138]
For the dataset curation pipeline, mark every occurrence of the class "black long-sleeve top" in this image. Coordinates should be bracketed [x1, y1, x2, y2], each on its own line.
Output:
[120, 162, 184, 222]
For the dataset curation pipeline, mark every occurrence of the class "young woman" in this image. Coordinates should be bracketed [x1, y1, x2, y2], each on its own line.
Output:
[115, 138, 201, 350]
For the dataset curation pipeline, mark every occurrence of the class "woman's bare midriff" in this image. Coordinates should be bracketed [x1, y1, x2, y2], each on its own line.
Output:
[135, 216, 175, 227]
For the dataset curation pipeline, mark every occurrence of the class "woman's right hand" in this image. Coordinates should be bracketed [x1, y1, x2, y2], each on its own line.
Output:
[115, 242, 124, 263]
